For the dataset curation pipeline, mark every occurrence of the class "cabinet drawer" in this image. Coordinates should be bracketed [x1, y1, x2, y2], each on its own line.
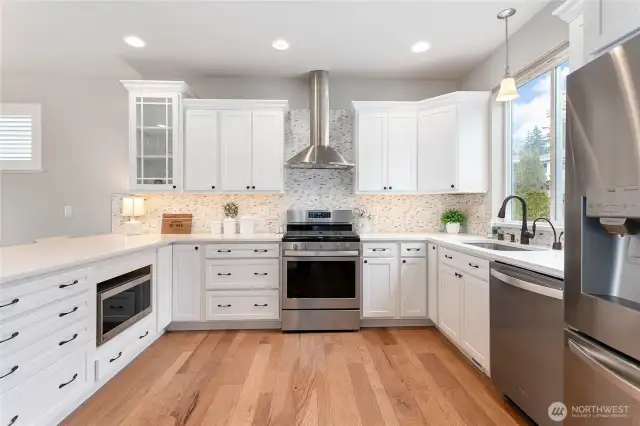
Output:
[0, 346, 88, 426]
[400, 242, 427, 257]
[206, 259, 279, 290]
[0, 268, 89, 323]
[95, 313, 156, 382]
[0, 292, 89, 358]
[440, 247, 489, 281]
[206, 244, 279, 259]
[205, 290, 279, 321]
[362, 243, 397, 258]
[0, 318, 90, 395]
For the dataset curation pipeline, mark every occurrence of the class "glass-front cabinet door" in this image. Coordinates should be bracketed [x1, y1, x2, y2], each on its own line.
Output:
[134, 96, 177, 190]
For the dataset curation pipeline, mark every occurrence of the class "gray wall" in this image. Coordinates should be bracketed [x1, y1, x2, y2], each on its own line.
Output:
[461, 1, 567, 90]
[0, 74, 458, 246]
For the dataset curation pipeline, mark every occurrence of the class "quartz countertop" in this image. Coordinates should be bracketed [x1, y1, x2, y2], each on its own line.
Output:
[0, 233, 283, 284]
[361, 233, 564, 279]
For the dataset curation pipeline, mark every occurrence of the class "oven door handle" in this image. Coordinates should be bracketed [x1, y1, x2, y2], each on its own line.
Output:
[284, 251, 359, 257]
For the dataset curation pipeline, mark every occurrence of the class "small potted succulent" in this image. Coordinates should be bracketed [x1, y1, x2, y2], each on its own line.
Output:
[223, 202, 239, 235]
[441, 208, 466, 234]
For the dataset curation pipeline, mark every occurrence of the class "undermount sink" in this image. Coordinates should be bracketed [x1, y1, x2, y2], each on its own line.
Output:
[463, 242, 534, 252]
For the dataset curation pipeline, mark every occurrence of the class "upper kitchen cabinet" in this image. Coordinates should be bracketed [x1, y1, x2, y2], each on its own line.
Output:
[417, 92, 490, 193]
[121, 80, 193, 192]
[584, 0, 640, 56]
[352, 102, 418, 194]
[182, 99, 287, 194]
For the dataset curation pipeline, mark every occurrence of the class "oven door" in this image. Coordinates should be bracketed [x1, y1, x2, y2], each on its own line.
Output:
[282, 256, 360, 310]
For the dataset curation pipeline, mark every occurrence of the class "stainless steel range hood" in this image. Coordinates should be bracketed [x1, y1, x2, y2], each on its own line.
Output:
[285, 70, 354, 169]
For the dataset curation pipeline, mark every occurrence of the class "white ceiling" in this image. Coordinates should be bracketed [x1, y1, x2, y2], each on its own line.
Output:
[2, 0, 550, 80]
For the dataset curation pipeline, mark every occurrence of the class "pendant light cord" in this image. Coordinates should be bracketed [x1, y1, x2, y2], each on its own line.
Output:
[504, 15, 510, 77]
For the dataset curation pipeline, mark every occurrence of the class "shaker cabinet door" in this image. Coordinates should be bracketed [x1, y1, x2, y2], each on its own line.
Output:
[251, 110, 284, 192]
[438, 263, 462, 343]
[418, 105, 458, 192]
[400, 257, 427, 318]
[184, 110, 219, 192]
[357, 112, 387, 192]
[220, 111, 252, 191]
[172, 245, 202, 322]
[362, 257, 398, 318]
[461, 273, 490, 372]
[387, 112, 417, 192]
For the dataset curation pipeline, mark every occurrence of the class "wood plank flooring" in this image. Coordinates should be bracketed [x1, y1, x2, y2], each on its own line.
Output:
[62, 328, 528, 426]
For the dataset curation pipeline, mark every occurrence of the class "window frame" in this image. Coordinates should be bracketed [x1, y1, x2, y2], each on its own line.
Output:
[0, 103, 43, 172]
[501, 48, 569, 227]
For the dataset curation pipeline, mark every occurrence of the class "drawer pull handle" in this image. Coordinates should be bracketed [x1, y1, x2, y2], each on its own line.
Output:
[254, 249, 268, 253]
[218, 304, 232, 308]
[218, 249, 231, 253]
[254, 303, 268, 307]
[8, 415, 18, 426]
[444, 255, 453, 259]
[59, 280, 79, 289]
[109, 352, 123, 363]
[59, 333, 78, 346]
[371, 248, 386, 252]
[471, 358, 482, 370]
[109, 305, 124, 310]
[455, 272, 464, 278]
[0, 299, 19, 309]
[0, 365, 18, 380]
[217, 273, 232, 276]
[406, 248, 421, 251]
[0, 332, 19, 344]
[58, 373, 78, 389]
[254, 272, 268, 276]
[139, 331, 149, 339]
[468, 262, 479, 269]
[59, 306, 79, 317]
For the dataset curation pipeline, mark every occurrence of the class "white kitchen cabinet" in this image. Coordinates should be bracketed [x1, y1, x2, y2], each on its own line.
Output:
[584, 0, 640, 56]
[184, 110, 219, 192]
[400, 257, 427, 317]
[251, 110, 284, 192]
[461, 273, 490, 372]
[172, 244, 203, 322]
[417, 92, 490, 193]
[362, 257, 398, 318]
[427, 243, 439, 323]
[121, 80, 192, 192]
[156, 246, 173, 331]
[353, 104, 417, 194]
[220, 110, 253, 192]
[438, 263, 462, 343]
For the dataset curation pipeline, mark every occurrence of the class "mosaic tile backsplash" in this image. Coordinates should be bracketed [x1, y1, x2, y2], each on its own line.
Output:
[112, 110, 490, 235]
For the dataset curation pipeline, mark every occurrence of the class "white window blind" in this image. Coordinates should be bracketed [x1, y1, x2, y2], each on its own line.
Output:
[0, 103, 42, 171]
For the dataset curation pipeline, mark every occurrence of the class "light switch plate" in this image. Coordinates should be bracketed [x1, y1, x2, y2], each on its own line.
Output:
[64, 206, 73, 217]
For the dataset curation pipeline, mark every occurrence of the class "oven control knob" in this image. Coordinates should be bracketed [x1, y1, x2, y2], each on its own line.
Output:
[320, 244, 324, 249]
[293, 244, 298, 251]
[303, 244, 308, 250]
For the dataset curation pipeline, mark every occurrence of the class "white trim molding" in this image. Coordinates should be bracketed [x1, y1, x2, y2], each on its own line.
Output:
[553, 0, 584, 23]
[120, 80, 193, 96]
[182, 98, 289, 111]
[553, 0, 586, 70]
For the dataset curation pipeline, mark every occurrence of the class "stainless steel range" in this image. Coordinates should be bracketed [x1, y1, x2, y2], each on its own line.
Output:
[281, 210, 361, 331]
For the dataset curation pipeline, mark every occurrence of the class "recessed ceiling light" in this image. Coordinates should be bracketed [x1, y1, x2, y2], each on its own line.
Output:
[411, 41, 431, 53]
[272, 39, 290, 51]
[124, 35, 146, 48]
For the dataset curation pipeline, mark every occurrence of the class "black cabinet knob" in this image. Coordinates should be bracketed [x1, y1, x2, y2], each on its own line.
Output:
[402, 260, 407, 263]
[383, 187, 387, 190]
[246, 186, 250, 189]
[450, 184, 454, 188]
[173, 185, 177, 189]
[389, 186, 393, 190]
[195, 246, 199, 251]
[252, 186, 255, 189]
[211, 185, 215, 189]
[364, 260, 368, 264]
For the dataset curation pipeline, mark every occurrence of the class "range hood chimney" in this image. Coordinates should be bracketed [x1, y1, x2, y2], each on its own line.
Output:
[285, 70, 354, 169]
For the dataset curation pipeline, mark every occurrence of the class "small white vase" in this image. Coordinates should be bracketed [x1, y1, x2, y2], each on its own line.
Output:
[223, 218, 237, 235]
[210, 220, 222, 235]
[446, 222, 461, 234]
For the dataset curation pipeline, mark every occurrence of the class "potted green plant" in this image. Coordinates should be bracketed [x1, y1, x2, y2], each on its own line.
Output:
[441, 208, 466, 234]
[223, 202, 239, 235]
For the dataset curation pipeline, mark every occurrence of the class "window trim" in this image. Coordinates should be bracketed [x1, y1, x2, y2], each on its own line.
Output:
[495, 46, 569, 228]
[0, 103, 43, 172]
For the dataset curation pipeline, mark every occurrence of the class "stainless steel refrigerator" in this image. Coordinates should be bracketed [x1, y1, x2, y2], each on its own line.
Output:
[565, 33, 640, 424]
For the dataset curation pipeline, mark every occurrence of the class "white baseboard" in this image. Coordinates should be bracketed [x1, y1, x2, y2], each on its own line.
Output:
[168, 320, 281, 331]
[360, 318, 434, 328]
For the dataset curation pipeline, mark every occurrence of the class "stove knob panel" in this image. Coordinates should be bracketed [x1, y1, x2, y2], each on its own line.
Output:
[293, 244, 298, 251]
[303, 244, 309, 250]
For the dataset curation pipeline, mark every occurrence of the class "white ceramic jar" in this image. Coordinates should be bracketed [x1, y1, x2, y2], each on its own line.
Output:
[223, 218, 237, 235]
[210, 220, 222, 235]
[240, 217, 255, 234]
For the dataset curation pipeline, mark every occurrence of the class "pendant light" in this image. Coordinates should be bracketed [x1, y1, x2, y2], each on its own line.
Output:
[497, 8, 519, 102]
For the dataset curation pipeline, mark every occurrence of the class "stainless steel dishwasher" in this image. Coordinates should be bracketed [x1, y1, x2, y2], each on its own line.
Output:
[490, 262, 564, 426]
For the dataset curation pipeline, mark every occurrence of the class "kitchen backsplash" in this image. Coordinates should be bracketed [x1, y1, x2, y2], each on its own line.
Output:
[112, 110, 490, 235]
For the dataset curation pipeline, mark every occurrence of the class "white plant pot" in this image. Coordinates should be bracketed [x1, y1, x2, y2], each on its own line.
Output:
[210, 221, 222, 235]
[223, 218, 237, 235]
[446, 222, 461, 234]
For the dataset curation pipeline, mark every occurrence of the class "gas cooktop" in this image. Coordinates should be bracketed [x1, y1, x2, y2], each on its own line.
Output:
[282, 230, 360, 243]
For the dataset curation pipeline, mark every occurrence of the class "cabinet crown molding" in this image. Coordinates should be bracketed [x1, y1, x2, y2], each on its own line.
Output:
[120, 80, 193, 95]
[351, 101, 418, 112]
[183, 99, 289, 111]
[553, 0, 584, 23]
[352, 91, 490, 113]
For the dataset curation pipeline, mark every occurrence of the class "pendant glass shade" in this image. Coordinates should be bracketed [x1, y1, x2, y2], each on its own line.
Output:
[497, 77, 519, 102]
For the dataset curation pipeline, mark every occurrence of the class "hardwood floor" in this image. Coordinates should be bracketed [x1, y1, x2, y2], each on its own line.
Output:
[62, 328, 528, 426]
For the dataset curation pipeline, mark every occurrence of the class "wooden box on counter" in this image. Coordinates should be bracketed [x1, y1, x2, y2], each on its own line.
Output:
[161, 214, 193, 234]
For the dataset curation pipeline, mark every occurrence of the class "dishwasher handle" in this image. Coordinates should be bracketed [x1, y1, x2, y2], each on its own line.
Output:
[491, 269, 563, 300]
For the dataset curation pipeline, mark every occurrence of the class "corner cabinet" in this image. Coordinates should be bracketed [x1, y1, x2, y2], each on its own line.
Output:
[172, 244, 203, 322]
[352, 103, 418, 194]
[182, 99, 288, 194]
[584, 0, 640, 57]
[121, 80, 193, 192]
[417, 92, 490, 193]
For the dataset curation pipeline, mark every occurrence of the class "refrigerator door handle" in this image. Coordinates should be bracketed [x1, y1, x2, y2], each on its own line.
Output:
[568, 338, 640, 401]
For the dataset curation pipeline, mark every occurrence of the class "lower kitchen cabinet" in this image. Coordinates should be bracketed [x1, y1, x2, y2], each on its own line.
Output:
[172, 244, 203, 322]
[427, 243, 438, 323]
[438, 263, 462, 343]
[156, 246, 173, 331]
[204, 290, 279, 321]
[400, 257, 427, 317]
[362, 257, 398, 318]
[461, 273, 490, 372]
